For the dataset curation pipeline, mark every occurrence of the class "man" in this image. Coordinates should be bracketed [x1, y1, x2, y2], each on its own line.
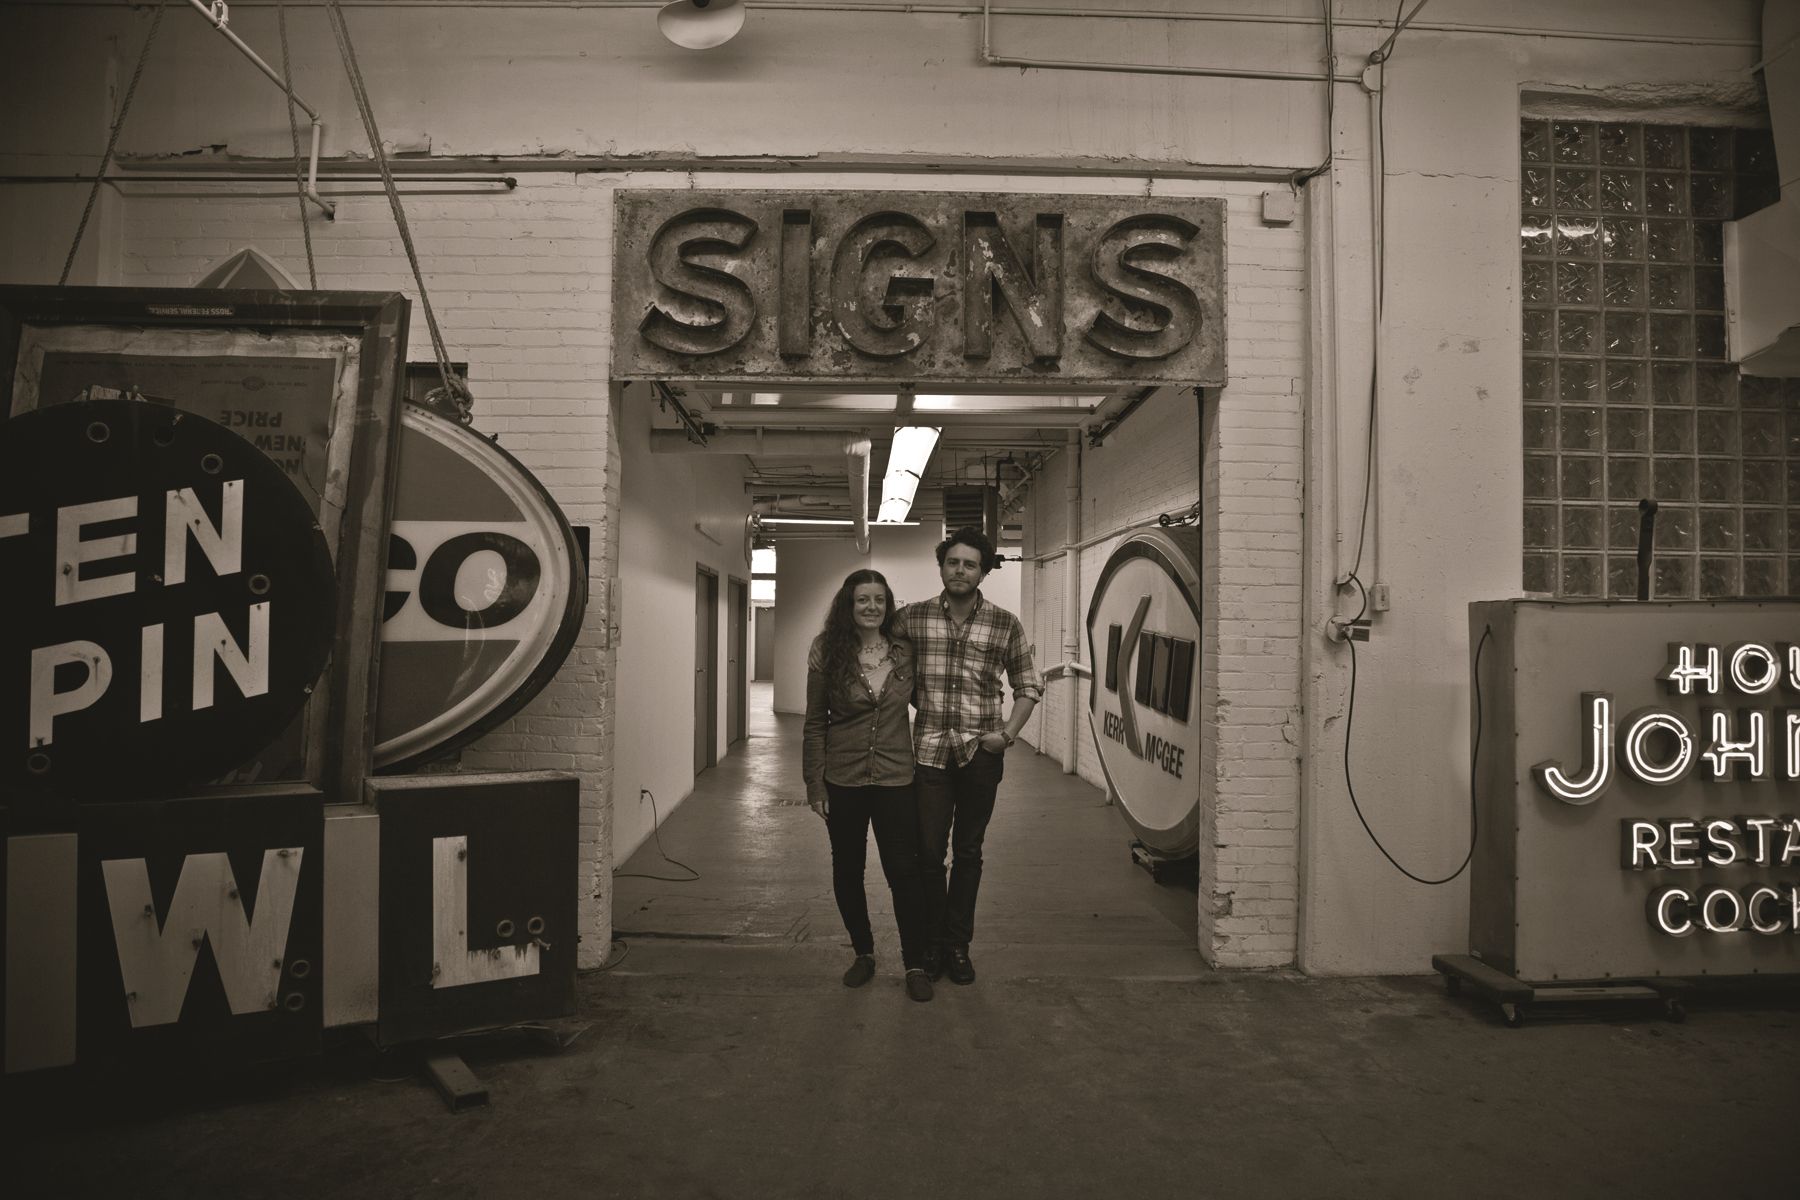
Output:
[892, 526, 1041, 985]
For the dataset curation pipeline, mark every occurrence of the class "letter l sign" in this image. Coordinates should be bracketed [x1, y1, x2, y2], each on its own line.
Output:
[431, 835, 539, 988]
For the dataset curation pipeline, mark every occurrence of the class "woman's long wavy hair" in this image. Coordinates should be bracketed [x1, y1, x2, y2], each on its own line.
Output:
[818, 569, 898, 706]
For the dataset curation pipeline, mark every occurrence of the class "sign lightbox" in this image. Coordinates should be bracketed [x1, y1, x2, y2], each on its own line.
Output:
[0, 400, 335, 801]
[1086, 527, 1200, 858]
[1470, 599, 1800, 982]
[374, 405, 587, 771]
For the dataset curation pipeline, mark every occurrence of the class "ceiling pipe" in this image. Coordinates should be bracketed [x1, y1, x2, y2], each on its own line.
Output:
[1061, 429, 1082, 775]
[649, 429, 874, 456]
[702, 407, 1089, 429]
[847, 436, 872, 556]
[184, 0, 335, 218]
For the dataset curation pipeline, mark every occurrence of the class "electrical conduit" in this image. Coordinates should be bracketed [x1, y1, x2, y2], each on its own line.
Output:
[1062, 430, 1081, 774]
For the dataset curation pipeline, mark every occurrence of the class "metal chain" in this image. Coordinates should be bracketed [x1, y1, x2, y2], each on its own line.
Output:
[324, 0, 471, 422]
[1158, 500, 1201, 528]
[60, 0, 168, 286]
[276, 0, 318, 288]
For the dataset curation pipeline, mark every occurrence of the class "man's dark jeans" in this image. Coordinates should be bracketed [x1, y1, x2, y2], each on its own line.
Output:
[915, 747, 1005, 951]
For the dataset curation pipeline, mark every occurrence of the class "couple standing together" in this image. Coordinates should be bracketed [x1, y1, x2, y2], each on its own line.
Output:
[801, 526, 1042, 1003]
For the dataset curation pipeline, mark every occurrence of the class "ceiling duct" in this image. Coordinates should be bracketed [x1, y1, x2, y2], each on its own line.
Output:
[1725, 3, 1800, 374]
[943, 485, 999, 543]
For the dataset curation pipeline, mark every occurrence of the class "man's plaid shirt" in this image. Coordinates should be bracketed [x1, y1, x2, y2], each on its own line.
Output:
[892, 590, 1042, 769]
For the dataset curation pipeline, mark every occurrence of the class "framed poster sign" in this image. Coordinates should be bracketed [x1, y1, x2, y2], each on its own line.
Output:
[0, 287, 409, 804]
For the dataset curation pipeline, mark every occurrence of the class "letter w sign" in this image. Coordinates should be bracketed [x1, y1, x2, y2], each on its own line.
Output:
[102, 849, 304, 1027]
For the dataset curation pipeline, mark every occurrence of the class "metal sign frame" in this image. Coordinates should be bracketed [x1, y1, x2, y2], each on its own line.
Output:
[1084, 526, 1202, 857]
[1469, 598, 1800, 983]
[374, 403, 589, 772]
[0, 286, 409, 805]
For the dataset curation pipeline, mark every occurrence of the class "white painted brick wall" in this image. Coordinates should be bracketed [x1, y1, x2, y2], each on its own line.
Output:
[119, 177, 620, 967]
[1019, 184, 1305, 969]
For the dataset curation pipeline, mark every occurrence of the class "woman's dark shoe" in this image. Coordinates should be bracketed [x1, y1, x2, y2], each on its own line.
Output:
[904, 969, 934, 1002]
[922, 945, 944, 981]
[842, 954, 876, 988]
[945, 946, 976, 986]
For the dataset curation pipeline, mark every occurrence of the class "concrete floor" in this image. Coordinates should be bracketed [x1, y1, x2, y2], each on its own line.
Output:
[8, 684, 1798, 1198]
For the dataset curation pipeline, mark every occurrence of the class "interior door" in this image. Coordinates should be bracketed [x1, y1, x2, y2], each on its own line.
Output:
[694, 567, 719, 773]
[753, 605, 775, 681]
[727, 577, 747, 746]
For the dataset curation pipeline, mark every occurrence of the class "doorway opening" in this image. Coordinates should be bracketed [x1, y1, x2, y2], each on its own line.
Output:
[613, 381, 1203, 965]
[694, 565, 719, 773]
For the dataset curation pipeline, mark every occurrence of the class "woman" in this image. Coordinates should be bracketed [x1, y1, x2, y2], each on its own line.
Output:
[802, 569, 934, 1003]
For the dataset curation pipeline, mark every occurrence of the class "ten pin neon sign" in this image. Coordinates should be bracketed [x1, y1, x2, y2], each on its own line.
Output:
[1, 401, 335, 798]
[1530, 640, 1800, 938]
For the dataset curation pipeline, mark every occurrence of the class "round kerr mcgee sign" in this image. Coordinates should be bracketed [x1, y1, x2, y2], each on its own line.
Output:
[1086, 526, 1200, 858]
[0, 399, 335, 800]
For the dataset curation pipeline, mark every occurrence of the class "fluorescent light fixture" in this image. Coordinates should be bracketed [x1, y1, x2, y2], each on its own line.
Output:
[760, 517, 853, 527]
[878, 425, 941, 524]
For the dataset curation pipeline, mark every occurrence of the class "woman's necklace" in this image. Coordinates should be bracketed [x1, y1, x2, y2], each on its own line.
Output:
[857, 640, 887, 673]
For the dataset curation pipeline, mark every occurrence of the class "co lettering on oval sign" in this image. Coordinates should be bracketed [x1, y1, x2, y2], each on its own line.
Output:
[383, 521, 547, 641]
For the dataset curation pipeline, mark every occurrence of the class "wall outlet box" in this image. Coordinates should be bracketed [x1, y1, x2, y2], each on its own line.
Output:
[1261, 189, 1297, 226]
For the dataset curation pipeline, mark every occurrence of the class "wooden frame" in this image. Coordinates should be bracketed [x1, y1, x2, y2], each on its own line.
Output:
[0, 286, 409, 804]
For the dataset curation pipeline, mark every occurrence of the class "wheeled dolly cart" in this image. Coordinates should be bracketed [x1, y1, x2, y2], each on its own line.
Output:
[1431, 954, 1688, 1028]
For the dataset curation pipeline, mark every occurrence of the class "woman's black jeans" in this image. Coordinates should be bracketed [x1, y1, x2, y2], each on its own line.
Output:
[825, 781, 930, 970]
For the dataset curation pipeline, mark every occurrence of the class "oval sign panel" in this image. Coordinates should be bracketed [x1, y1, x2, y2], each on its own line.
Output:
[374, 405, 587, 771]
[1085, 526, 1200, 858]
[0, 399, 336, 800]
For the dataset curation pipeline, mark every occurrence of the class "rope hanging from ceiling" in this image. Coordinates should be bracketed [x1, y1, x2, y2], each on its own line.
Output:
[59, 0, 169, 286]
[276, 0, 317, 289]
[323, 0, 472, 424]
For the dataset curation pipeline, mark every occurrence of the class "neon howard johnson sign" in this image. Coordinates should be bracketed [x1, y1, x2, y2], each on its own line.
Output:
[1532, 640, 1800, 938]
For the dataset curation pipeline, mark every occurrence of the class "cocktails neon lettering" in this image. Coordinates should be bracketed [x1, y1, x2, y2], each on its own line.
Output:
[1647, 884, 1800, 936]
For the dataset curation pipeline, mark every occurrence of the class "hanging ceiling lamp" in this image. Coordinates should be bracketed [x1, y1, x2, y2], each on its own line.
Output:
[657, 0, 746, 50]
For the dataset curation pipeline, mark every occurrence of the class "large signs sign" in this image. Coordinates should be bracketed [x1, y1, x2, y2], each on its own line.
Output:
[375, 406, 588, 771]
[612, 191, 1225, 388]
[1470, 599, 1800, 982]
[0, 400, 335, 800]
[1086, 527, 1200, 857]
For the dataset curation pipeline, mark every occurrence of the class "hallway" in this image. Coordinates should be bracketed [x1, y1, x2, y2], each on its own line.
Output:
[612, 682, 1203, 983]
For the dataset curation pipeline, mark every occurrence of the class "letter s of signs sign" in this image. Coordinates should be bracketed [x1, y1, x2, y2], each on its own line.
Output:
[0, 400, 335, 799]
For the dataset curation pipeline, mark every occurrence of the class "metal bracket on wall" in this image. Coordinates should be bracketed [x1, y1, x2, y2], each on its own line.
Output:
[651, 382, 709, 447]
[1086, 386, 1159, 447]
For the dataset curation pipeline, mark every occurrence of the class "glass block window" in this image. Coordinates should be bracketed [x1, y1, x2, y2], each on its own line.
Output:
[1521, 119, 1795, 598]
